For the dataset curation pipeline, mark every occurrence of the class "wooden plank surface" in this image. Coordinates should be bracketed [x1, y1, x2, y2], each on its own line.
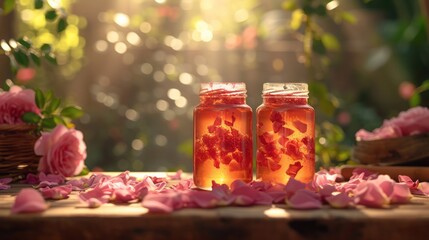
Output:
[1, 172, 429, 240]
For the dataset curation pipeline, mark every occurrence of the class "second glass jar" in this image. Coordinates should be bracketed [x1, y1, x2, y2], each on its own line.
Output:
[193, 82, 253, 189]
[256, 83, 315, 184]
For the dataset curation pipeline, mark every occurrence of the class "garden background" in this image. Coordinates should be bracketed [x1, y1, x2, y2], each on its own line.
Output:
[1, 0, 428, 172]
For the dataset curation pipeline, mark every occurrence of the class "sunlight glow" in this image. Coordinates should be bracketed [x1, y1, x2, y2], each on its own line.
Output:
[114, 13, 130, 27]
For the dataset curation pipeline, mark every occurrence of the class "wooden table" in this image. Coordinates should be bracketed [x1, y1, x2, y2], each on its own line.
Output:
[1, 172, 429, 240]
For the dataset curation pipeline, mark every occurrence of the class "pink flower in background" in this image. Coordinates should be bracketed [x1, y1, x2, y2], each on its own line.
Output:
[35, 125, 87, 177]
[16, 68, 36, 83]
[355, 107, 429, 141]
[399, 81, 415, 100]
[0, 86, 40, 124]
[11, 188, 48, 214]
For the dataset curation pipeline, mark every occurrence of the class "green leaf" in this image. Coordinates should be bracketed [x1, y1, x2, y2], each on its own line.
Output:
[321, 33, 340, 51]
[44, 54, 57, 64]
[40, 43, 52, 54]
[41, 117, 57, 129]
[9, 55, 18, 75]
[53, 115, 66, 125]
[45, 10, 57, 21]
[34, 0, 44, 9]
[314, 5, 327, 16]
[61, 106, 84, 119]
[46, 97, 61, 113]
[409, 93, 421, 107]
[13, 49, 30, 67]
[418, 80, 429, 91]
[340, 12, 357, 24]
[77, 166, 90, 176]
[17, 38, 32, 49]
[312, 38, 326, 55]
[3, 0, 15, 15]
[57, 18, 68, 33]
[44, 90, 53, 102]
[22, 112, 41, 124]
[30, 53, 40, 66]
[290, 9, 304, 30]
[303, 5, 326, 16]
[282, 0, 296, 11]
[35, 88, 45, 109]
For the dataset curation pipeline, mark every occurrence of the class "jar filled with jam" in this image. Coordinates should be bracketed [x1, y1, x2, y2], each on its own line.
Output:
[256, 83, 315, 184]
[193, 82, 253, 189]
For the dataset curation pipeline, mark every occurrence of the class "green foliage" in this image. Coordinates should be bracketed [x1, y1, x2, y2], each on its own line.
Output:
[0, 37, 57, 73]
[1, 0, 69, 74]
[1, 0, 15, 15]
[410, 80, 429, 107]
[282, 0, 357, 167]
[21, 89, 84, 131]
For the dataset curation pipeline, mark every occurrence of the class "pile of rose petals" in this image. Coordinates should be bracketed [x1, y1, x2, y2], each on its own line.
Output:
[2, 169, 429, 214]
[356, 106, 429, 141]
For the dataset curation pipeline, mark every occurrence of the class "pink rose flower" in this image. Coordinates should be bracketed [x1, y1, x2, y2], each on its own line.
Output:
[0, 86, 40, 124]
[35, 125, 87, 177]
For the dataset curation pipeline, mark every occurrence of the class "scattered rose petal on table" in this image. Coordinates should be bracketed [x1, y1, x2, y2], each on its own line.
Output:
[79, 187, 109, 208]
[142, 190, 183, 213]
[35, 172, 65, 188]
[12, 188, 48, 214]
[284, 178, 305, 199]
[40, 184, 73, 200]
[418, 182, 429, 196]
[23, 173, 39, 185]
[286, 189, 322, 209]
[0, 177, 12, 190]
[167, 169, 183, 180]
[354, 181, 389, 208]
[325, 192, 353, 208]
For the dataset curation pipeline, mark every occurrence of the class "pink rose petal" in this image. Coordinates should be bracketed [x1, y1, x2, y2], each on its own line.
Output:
[418, 182, 429, 196]
[112, 188, 135, 203]
[167, 169, 183, 180]
[23, 173, 39, 184]
[187, 190, 219, 208]
[0, 178, 12, 190]
[326, 192, 353, 208]
[287, 189, 322, 209]
[12, 188, 48, 214]
[390, 183, 412, 204]
[319, 184, 337, 198]
[40, 185, 73, 200]
[66, 178, 91, 191]
[398, 175, 419, 190]
[354, 181, 389, 208]
[142, 191, 183, 213]
[284, 178, 306, 198]
[79, 187, 109, 208]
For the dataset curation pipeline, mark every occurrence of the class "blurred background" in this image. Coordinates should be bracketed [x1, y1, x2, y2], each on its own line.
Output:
[1, 0, 429, 172]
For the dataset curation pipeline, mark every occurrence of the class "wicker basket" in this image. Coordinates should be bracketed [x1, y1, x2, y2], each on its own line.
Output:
[352, 133, 429, 166]
[0, 124, 40, 179]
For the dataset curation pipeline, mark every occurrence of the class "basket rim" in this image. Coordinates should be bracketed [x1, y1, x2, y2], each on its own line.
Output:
[0, 124, 38, 132]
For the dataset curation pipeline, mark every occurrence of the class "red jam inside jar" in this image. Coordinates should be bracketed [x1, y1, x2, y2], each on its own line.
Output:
[256, 83, 315, 184]
[193, 82, 253, 189]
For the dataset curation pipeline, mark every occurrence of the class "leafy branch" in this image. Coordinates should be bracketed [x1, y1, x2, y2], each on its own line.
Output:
[1, 0, 82, 132]
[1, 0, 69, 74]
[410, 80, 429, 107]
[22, 89, 83, 131]
[282, 0, 357, 167]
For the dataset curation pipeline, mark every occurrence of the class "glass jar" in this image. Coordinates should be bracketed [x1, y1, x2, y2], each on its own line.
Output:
[256, 83, 315, 184]
[193, 82, 253, 189]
